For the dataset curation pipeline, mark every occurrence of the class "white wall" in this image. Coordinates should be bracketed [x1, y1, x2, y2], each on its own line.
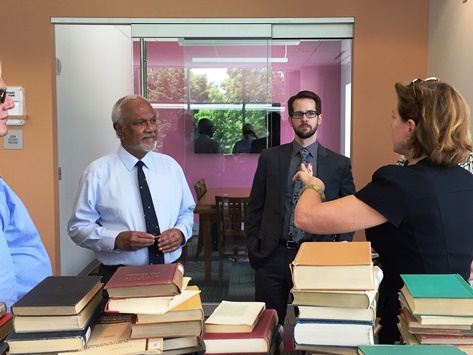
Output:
[429, 0, 473, 118]
[56, 25, 133, 275]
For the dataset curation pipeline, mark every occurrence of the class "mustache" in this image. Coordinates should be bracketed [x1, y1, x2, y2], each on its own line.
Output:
[142, 134, 156, 139]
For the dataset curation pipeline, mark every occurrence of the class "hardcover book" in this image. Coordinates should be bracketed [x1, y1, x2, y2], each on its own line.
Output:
[400, 307, 473, 334]
[414, 332, 473, 345]
[296, 299, 376, 323]
[204, 300, 266, 333]
[104, 287, 200, 314]
[11, 276, 103, 316]
[13, 286, 102, 333]
[290, 241, 374, 290]
[104, 263, 184, 298]
[6, 313, 97, 354]
[130, 317, 203, 339]
[357, 344, 466, 354]
[291, 266, 382, 309]
[293, 319, 374, 348]
[400, 274, 473, 316]
[135, 286, 203, 324]
[0, 313, 13, 341]
[201, 309, 278, 354]
[294, 344, 358, 354]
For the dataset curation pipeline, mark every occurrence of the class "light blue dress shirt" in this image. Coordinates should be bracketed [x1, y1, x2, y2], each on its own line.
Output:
[68, 146, 196, 266]
[0, 177, 52, 310]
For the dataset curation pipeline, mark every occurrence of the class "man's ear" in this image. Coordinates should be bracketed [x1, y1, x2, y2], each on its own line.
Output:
[113, 123, 123, 139]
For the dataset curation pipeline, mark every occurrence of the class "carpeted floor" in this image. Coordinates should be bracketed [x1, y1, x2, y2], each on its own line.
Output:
[182, 246, 254, 303]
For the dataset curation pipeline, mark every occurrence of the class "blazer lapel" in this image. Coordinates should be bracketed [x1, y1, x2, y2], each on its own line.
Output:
[316, 143, 330, 182]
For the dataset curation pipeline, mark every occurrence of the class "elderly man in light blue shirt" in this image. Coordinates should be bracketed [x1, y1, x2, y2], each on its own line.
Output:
[68, 95, 195, 283]
[0, 73, 52, 310]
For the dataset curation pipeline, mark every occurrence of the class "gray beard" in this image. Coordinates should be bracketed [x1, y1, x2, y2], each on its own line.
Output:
[132, 140, 157, 154]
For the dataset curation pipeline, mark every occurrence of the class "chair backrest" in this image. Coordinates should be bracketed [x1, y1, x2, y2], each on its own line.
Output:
[214, 196, 249, 238]
[193, 178, 207, 201]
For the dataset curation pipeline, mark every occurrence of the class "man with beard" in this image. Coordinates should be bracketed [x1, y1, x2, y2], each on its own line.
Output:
[68, 95, 195, 284]
[247, 90, 356, 325]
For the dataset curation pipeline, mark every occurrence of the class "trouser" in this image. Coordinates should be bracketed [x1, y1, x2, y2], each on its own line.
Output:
[377, 278, 401, 344]
[254, 244, 298, 325]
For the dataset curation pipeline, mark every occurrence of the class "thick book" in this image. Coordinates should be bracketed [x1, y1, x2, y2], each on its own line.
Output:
[104, 288, 200, 314]
[414, 332, 473, 345]
[294, 343, 358, 354]
[292, 266, 383, 309]
[293, 319, 374, 348]
[400, 307, 473, 334]
[6, 312, 98, 354]
[0, 313, 13, 341]
[204, 300, 266, 333]
[296, 299, 376, 323]
[13, 286, 102, 333]
[11, 276, 103, 316]
[290, 242, 374, 290]
[135, 286, 203, 324]
[66, 322, 146, 354]
[397, 315, 420, 345]
[163, 336, 200, 351]
[357, 344, 466, 354]
[400, 274, 473, 316]
[104, 263, 184, 298]
[130, 317, 203, 339]
[201, 309, 278, 354]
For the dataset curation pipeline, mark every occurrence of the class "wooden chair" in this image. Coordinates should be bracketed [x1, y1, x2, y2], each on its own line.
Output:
[214, 195, 250, 286]
[193, 178, 208, 260]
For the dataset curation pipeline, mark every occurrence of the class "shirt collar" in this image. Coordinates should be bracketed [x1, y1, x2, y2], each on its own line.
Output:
[117, 145, 153, 171]
[292, 140, 318, 158]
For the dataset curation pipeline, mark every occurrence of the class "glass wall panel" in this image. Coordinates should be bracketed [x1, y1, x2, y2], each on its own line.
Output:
[132, 36, 352, 304]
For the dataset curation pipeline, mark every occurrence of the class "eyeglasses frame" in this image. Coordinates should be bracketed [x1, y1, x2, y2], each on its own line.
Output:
[290, 110, 320, 119]
[0, 87, 6, 104]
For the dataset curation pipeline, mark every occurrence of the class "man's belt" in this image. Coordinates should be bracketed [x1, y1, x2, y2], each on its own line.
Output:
[278, 239, 302, 249]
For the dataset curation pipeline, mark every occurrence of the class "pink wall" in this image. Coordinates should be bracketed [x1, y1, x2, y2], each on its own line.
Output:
[135, 43, 343, 196]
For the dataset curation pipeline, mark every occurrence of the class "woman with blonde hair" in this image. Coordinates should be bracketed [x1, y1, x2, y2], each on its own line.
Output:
[293, 78, 473, 343]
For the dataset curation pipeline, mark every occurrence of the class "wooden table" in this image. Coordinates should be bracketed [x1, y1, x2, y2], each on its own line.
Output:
[194, 187, 251, 281]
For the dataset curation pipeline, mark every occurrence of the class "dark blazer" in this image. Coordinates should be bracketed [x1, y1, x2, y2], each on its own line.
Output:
[247, 142, 356, 269]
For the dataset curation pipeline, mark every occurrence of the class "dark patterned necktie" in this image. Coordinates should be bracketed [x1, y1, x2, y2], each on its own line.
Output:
[136, 161, 164, 264]
[289, 148, 310, 243]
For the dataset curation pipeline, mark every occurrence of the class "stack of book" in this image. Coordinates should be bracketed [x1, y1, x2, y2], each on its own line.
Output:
[0, 301, 13, 342]
[0, 301, 13, 355]
[103, 263, 204, 354]
[397, 273, 473, 354]
[5, 276, 103, 355]
[201, 300, 282, 354]
[289, 242, 382, 355]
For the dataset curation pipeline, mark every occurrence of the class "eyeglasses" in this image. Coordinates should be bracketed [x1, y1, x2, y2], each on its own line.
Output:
[408, 77, 440, 114]
[290, 110, 319, 119]
[0, 88, 6, 104]
[408, 77, 440, 99]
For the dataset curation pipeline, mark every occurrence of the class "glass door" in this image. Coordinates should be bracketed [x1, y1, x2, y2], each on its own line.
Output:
[133, 36, 352, 304]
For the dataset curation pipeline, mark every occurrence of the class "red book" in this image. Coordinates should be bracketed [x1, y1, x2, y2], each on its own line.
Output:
[104, 263, 184, 298]
[201, 309, 278, 354]
[0, 312, 13, 341]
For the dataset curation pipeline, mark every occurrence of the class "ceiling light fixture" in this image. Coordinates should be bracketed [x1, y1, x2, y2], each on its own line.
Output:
[192, 57, 288, 63]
